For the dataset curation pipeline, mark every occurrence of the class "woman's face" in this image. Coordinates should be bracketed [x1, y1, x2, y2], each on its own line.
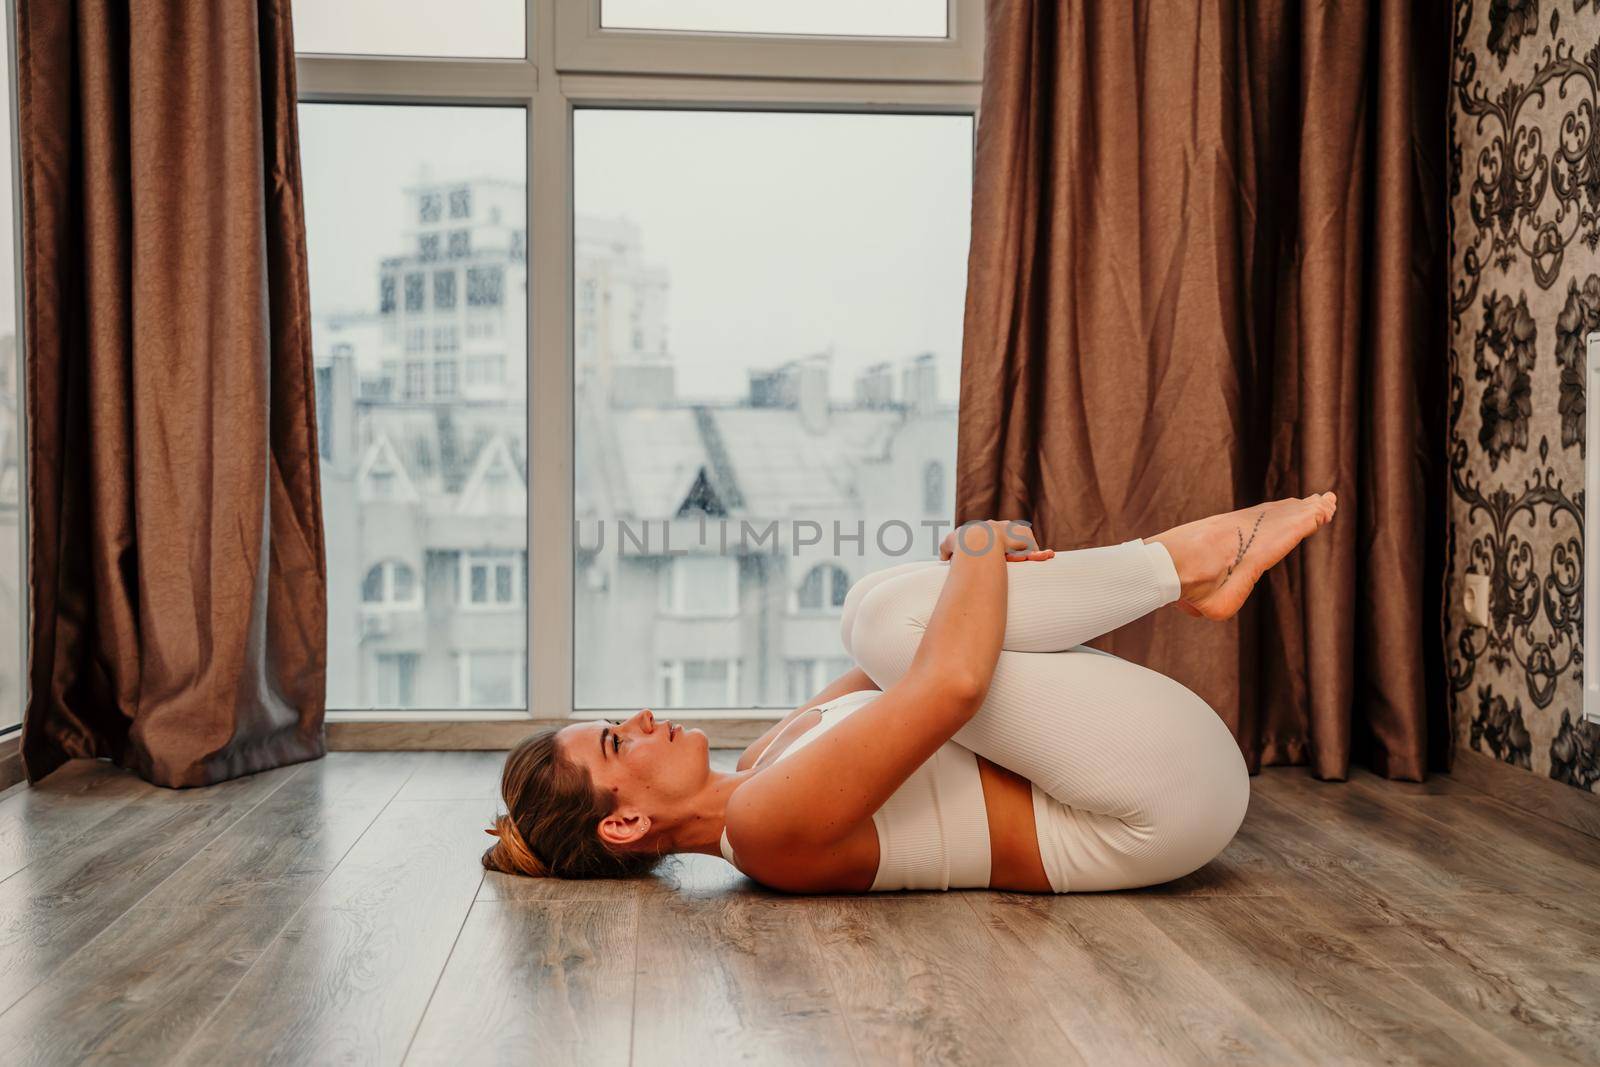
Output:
[556, 708, 712, 847]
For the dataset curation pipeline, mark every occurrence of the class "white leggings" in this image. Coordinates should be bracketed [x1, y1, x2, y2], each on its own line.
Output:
[840, 539, 1250, 892]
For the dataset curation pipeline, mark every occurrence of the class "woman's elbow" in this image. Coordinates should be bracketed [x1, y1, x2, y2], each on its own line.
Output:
[937, 668, 989, 715]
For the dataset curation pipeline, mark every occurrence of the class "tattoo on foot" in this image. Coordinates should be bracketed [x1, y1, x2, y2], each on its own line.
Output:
[1224, 512, 1264, 581]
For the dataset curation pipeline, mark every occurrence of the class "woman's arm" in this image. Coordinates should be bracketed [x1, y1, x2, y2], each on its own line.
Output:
[727, 521, 1037, 884]
[735, 666, 880, 772]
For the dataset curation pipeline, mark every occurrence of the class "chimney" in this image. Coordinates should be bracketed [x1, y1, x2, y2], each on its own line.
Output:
[901, 352, 938, 416]
[797, 354, 830, 435]
[854, 362, 894, 409]
[320, 344, 358, 472]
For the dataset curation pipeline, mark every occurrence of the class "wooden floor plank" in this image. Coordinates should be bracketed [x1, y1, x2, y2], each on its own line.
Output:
[174, 798, 488, 1067]
[405, 899, 636, 1067]
[0, 903, 298, 1066]
[808, 894, 1083, 1065]
[1254, 767, 1594, 896]
[0, 763, 301, 1015]
[141, 751, 420, 908]
[0, 761, 156, 884]
[631, 888, 858, 1066]
[1134, 894, 1536, 1066]
[392, 750, 503, 803]
[967, 893, 1310, 1066]
[1290, 886, 1600, 1066]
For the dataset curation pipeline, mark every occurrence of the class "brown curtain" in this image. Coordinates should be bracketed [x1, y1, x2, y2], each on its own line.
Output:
[17, 0, 327, 787]
[957, 1, 1449, 780]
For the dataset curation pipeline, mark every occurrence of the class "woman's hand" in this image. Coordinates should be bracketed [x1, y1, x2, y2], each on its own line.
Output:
[939, 520, 1055, 563]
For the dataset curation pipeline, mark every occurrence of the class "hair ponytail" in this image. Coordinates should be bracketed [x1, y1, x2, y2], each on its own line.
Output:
[481, 728, 664, 880]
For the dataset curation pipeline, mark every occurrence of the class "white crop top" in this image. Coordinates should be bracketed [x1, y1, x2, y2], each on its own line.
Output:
[718, 689, 993, 890]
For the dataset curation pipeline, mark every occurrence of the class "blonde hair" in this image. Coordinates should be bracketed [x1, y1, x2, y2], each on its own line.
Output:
[482, 727, 664, 880]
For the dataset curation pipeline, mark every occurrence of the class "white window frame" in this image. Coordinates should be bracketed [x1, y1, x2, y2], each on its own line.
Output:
[297, 0, 982, 722]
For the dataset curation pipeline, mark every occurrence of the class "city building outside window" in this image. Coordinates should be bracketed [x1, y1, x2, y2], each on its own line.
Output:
[375, 653, 418, 707]
[433, 269, 456, 309]
[658, 659, 738, 708]
[659, 556, 738, 617]
[458, 651, 523, 707]
[403, 272, 425, 312]
[419, 233, 440, 261]
[448, 230, 470, 258]
[448, 186, 472, 219]
[796, 563, 850, 613]
[923, 460, 946, 516]
[361, 559, 421, 607]
[418, 191, 442, 223]
[434, 360, 458, 399]
[466, 266, 504, 307]
[461, 550, 522, 609]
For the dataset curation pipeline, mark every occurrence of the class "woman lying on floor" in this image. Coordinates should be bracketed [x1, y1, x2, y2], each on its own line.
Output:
[485, 494, 1338, 893]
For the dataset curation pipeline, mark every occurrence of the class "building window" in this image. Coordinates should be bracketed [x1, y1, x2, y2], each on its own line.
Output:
[404, 271, 425, 312]
[419, 233, 441, 261]
[375, 653, 418, 708]
[433, 359, 458, 398]
[433, 269, 456, 309]
[403, 361, 426, 400]
[796, 563, 850, 612]
[461, 550, 522, 608]
[433, 324, 459, 353]
[448, 230, 470, 258]
[466, 266, 504, 307]
[379, 273, 397, 314]
[418, 191, 442, 223]
[404, 326, 427, 352]
[923, 460, 946, 516]
[660, 556, 738, 617]
[448, 186, 472, 219]
[362, 560, 420, 607]
[458, 651, 522, 707]
[510, 231, 525, 261]
[658, 659, 738, 708]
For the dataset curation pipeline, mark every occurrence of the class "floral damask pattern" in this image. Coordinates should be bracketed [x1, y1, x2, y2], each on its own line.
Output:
[1554, 274, 1599, 452]
[1474, 290, 1538, 467]
[1487, 0, 1539, 68]
[1449, 0, 1600, 793]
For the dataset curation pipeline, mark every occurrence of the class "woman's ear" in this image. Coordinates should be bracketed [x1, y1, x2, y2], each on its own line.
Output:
[598, 809, 651, 846]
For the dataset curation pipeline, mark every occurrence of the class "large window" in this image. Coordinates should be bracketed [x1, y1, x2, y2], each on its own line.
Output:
[299, 102, 528, 712]
[572, 109, 970, 710]
[0, 6, 22, 736]
[296, 0, 981, 722]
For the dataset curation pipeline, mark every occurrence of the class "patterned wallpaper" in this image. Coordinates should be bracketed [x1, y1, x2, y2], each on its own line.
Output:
[1448, 0, 1600, 791]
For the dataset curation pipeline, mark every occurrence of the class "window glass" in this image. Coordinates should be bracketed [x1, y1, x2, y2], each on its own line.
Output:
[301, 103, 528, 710]
[294, 0, 524, 59]
[573, 109, 970, 710]
[0, 6, 20, 733]
[600, 0, 947, 38]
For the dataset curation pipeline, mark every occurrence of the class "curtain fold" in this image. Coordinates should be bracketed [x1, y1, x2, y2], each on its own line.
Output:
[957, 0, 1449, 779]
[18, 0, 327, 787]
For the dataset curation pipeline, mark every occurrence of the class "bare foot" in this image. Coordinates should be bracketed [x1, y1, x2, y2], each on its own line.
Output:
[1147, 493, 1337, 621]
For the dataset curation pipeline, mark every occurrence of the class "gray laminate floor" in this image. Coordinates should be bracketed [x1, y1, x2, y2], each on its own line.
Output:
[0, 749, 1596, 1065]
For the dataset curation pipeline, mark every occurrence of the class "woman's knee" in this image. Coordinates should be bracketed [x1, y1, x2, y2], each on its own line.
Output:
[839, 560, 936, 657]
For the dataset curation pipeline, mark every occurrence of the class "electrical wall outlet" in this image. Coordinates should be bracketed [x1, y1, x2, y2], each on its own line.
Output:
[1462, 573, 1490, 627]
